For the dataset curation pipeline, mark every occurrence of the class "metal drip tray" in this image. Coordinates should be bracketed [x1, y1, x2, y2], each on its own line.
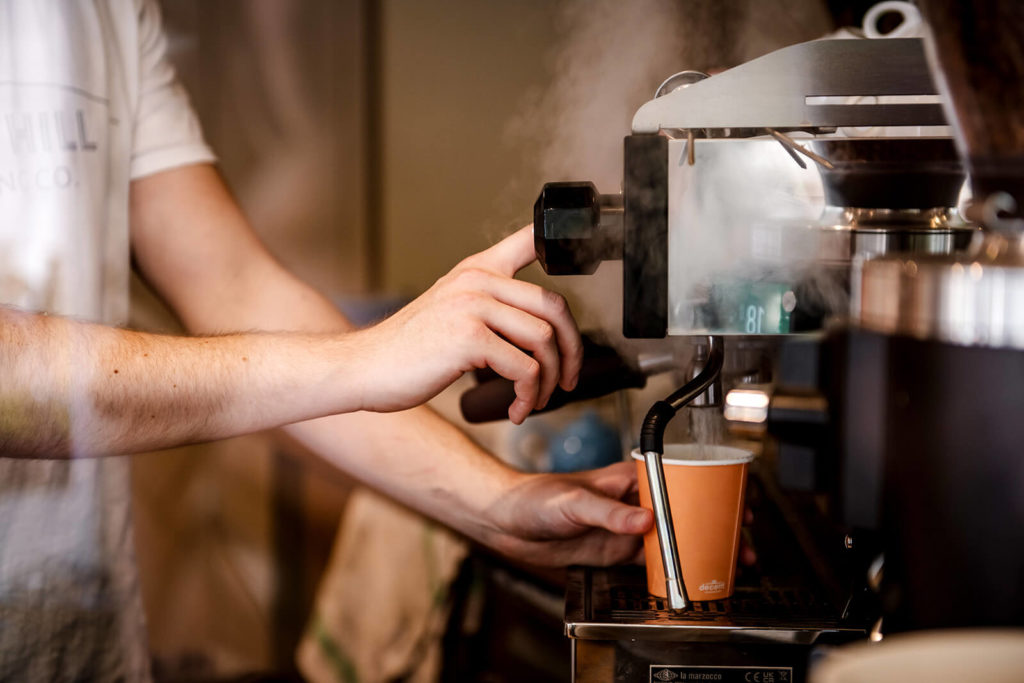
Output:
[566, 566, 861, 645]
[607, 585, 834, 623]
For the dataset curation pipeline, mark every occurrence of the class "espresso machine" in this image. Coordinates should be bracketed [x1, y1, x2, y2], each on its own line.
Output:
[462, 3, 1024, 680]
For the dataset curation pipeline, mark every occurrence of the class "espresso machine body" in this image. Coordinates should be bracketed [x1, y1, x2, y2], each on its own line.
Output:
[525, 15, 1024, 681]
[534, 39, 972, 341]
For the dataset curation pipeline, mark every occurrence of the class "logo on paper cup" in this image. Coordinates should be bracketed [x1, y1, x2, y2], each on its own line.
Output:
[699, 579, 727, 594]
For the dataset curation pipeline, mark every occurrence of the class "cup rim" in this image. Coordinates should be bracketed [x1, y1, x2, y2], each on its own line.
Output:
[630, 444, 754, 467]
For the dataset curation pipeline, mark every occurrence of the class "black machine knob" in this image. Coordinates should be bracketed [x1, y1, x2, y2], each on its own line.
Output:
[533, 181, 623, 275]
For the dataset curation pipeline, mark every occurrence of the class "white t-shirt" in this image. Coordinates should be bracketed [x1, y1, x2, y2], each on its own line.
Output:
[0, 0, 214, 679]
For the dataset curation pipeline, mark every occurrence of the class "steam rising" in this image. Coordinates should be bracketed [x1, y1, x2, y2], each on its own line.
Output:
[509, 0, 684, 190]
[504, 1, 686, 336]
[506, 2, 844, 446]
[668, 139, 828, 334]
[507, 1, 843, 338]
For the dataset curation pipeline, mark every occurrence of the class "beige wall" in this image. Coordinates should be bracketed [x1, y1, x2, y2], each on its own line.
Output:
[132, 0, 568, 677]
[132, 1, 369, 677]
[379, 0, 564, 293]
[376, 0, 832, 297]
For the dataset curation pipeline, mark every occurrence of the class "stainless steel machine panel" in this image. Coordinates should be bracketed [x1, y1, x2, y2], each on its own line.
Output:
[566, 566, 864, 683]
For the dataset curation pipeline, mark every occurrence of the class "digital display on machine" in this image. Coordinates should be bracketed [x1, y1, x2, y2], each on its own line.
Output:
[706, 280, 796, 334]
[665, 138, 825, 337]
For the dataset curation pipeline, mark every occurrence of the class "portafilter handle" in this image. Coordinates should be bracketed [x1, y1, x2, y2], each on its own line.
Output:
[459, 334, 675, 424]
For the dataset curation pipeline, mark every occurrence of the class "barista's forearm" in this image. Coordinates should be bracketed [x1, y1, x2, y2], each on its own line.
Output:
[282, 406, 520, 548]
[0, 306, 366, 458]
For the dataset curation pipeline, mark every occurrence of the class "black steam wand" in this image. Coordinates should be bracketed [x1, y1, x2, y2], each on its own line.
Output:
[640, 335, 724, 611]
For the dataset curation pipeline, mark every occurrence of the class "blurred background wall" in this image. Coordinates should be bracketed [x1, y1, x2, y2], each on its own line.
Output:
[131, 1, 570, 678]
[129, 0, 835, 679]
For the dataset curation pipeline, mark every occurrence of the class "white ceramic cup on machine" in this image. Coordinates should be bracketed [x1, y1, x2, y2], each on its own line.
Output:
[862, 1, 923, 39]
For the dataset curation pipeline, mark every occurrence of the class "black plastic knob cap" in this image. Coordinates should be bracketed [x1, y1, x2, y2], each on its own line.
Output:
[534, 181, 619, 275]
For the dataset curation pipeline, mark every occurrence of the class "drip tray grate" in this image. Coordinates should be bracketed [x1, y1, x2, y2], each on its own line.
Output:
[565, 566, 859, 639]
[606, 582, 837, 624]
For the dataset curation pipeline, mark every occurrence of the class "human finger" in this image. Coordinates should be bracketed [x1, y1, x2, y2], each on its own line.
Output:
[575, 461, 638, 500]
[565, 530, 645, 566]
[461, 271, 582, 391]
[520, 529, 644, 567]
[475, 333, 541, 424]
[465, 225, 537, 276]
[475, 298, 560, 409]
[560, 487, 652, 535]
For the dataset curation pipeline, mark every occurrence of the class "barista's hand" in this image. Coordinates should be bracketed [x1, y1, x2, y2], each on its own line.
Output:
[479, 461, 653, 567]
[351, 225, 582, 423]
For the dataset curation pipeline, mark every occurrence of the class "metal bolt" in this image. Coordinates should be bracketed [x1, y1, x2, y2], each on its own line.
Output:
[867, 554, 885, 593]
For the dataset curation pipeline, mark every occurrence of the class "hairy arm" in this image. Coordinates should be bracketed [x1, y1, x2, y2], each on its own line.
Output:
[0, 307, 375, 458]
[0, 163, 579, 456]
[126, 163, 649, 565]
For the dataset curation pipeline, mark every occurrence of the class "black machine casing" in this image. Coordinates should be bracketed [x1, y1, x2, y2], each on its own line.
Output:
[769, 328, 1024, 630]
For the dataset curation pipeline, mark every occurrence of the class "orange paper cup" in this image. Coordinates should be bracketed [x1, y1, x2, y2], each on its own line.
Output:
[632, 444, 753, 601]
